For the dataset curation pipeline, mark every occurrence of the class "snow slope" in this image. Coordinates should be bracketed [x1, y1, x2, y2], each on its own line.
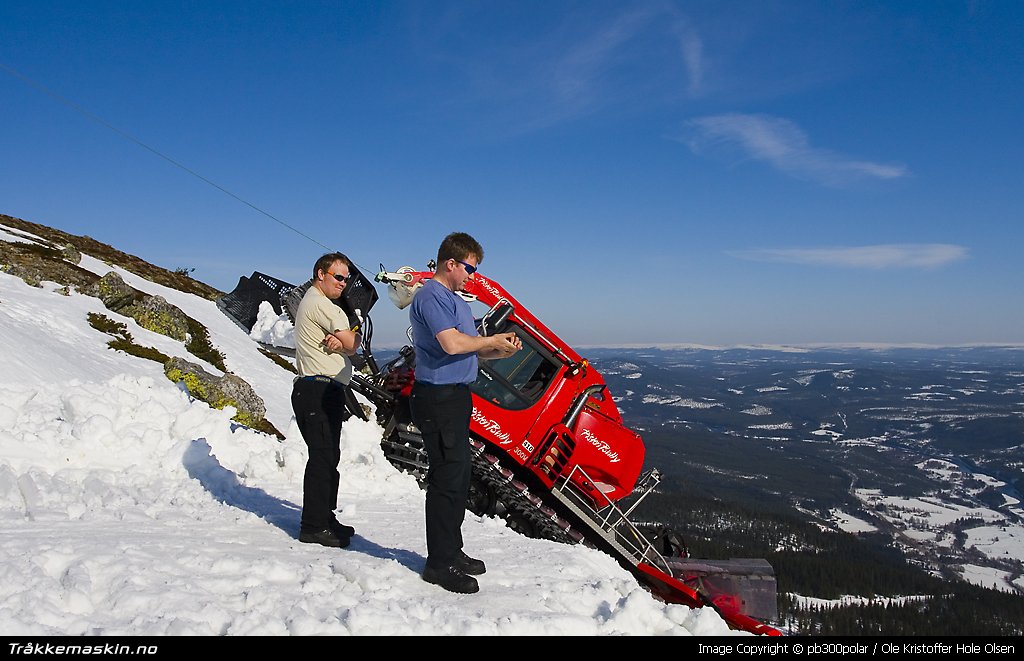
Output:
[0, 226, 738, 636]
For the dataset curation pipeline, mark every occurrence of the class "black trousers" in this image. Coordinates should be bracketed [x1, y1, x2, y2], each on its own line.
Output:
[410, 381, 472, 569]
[291, 377, 347, 533]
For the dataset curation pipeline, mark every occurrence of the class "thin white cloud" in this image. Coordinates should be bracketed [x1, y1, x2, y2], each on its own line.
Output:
[682, 113, 908, 186]
[730, 244, 968, 269]
[530, 6, 706, 128]
[437, 5, 706, 132]
[667, 12, 704, 95]
[549, 8, 656, 114]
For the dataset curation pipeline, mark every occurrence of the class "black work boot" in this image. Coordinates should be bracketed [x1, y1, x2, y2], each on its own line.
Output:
[422, 564, 480, 594]
[330, 519, 355, 538]
[455, 550, 486, 576]
[299, 528, 350, 548]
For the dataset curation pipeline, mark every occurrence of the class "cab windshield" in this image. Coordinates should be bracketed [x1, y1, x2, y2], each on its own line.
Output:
[470, 324, 560, 410]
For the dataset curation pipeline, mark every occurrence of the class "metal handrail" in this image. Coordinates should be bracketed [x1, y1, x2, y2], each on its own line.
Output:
[554, 464, 673, 576]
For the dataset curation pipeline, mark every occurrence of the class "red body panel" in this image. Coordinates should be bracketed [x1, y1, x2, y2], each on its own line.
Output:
[569, 407, 645, 506]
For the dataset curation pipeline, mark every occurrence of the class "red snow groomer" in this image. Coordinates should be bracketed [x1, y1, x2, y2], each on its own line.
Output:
[352, 265, 780, 636]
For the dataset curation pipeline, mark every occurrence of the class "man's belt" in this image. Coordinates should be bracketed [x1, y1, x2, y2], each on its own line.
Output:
[299, 375, 344, 387]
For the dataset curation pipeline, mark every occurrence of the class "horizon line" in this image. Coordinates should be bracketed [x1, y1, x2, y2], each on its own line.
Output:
[368, 341, 1024, 352]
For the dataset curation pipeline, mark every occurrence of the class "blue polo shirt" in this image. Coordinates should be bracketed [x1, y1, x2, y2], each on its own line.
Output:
[410, 279, 479, 385]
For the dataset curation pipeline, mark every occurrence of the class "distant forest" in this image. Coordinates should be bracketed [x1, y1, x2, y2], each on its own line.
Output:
[641, 489, 1024, 636]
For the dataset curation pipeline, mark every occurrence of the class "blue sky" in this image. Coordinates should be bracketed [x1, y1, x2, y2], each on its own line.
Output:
[2, 1, 1022, 347]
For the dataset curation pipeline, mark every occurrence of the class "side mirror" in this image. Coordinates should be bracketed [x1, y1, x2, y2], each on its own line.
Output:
[479, 300, 514, 336]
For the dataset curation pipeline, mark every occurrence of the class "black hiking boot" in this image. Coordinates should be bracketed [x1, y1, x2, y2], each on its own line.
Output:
[455, 551, 486, 576]
[330, 519, 355, 538]
[422, 564, 479, 594]
[299, 528, 350, 548]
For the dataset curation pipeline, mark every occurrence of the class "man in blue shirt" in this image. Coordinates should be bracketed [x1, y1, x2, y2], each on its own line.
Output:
[409, 232, 521, 594]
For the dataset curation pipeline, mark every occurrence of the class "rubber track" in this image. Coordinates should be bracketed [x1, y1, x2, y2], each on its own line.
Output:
[380, 429, 584, 546]
[467, 439, 585, 546]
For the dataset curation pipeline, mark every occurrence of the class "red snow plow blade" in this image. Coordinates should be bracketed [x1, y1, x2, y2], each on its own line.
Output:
[549, 464, 781, 635]
[638, 560, 781, 635]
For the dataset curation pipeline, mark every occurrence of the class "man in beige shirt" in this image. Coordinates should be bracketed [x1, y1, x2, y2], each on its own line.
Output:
[291, 252, 362, 548]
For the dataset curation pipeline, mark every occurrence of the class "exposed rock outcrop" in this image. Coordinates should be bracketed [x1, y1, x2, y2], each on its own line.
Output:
[164, 357, 267, 429]
[82, 273, 189, 342]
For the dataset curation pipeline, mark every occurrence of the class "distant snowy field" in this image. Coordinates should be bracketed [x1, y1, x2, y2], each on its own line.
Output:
[599, 346, 1024, 595]
[0, 224, 739, 636]
[854, 486, 1024, 593]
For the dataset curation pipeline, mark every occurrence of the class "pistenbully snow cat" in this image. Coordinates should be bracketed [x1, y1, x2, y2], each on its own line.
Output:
[218, 262, 780, 635]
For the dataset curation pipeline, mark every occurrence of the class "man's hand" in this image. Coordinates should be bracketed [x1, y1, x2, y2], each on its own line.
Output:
[488, 332, 521, 358]
[323, 333, 344, 354]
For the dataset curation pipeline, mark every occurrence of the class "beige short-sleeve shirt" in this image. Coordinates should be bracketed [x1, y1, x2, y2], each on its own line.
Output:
[293, 284, 352, 384]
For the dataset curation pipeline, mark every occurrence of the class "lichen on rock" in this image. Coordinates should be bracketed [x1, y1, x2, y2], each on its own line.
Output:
[60, 243, 82, 265]
[82, 273, 190, 343]
[125, 294, 189, 342]
[164, 356, 268, 430]
[82, 272, 137, 311]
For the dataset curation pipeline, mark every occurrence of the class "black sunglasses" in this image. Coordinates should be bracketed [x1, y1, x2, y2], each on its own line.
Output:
[326, 272, 352, 283]
[455, 260, 477, 275]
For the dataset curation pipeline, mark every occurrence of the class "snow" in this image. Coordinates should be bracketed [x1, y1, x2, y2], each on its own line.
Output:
[249, 301, 295, 349]
[964, 525, 1024, 559]
[855, 491, 1004, 529]
[0, 226, 38, 245]
[788, 594, 928, 610]
[0, 234, 740, 636]
[853, 485, 1024, 592]
[641, 395, 722, 409]
[958, 565, 1019, 593]
[829, 509, 878, 534]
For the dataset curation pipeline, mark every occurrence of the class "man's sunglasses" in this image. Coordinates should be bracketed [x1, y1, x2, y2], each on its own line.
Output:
[455, 260, 477, 275]
[327, 272, 352, 283]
